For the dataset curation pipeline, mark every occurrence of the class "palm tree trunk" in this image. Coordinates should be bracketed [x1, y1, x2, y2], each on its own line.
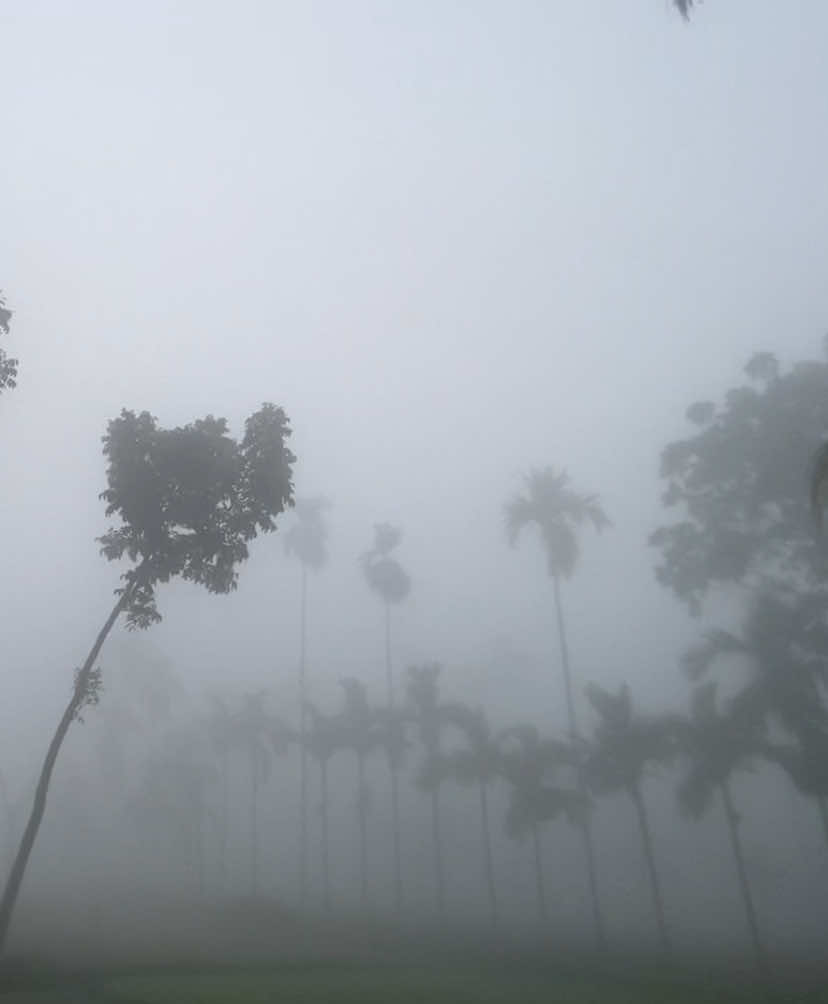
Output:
[531, 822, 548, 925]
[0, 582, 134, 955]
[630, 783, 671, 954]
[479, 782, 498, 928]
[720, 780, 766, 973]
[431, 785, 445, 919]
[321, 758, 330, 912]
[551, 574, 606, 951]
[250, 758, 259, 899]
[384, 601, 403, 914]
[219, 751, 229, 892]
[298, 563, 308, 911]
[358, 751, 367, 912]
[390, 761, 402, 915]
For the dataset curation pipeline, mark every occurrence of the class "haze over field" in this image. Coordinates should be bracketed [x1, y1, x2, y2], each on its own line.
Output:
[3, 1, 828, 989]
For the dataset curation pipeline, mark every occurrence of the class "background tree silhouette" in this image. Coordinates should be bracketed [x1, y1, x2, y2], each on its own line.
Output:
[283, 495, 330, 910]
[505, 465, 610, 948]
[303, 701, 344, 913]
[675, 682, 767, 973]
[360, 522, 411, 914]
[584, 682, 676, 954]
[0, 402, 295, 953]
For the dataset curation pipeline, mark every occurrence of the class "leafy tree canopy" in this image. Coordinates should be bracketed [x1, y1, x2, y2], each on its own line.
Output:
[98, 402, 295, 628]
[0, 291, 17, 394]
[650, 348, 828, 614]
[361, 522, 411, 605]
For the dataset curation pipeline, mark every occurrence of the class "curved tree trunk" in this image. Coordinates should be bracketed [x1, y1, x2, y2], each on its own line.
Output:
[479, 782, 498, 928]
[720, 780, 766, 973]
[0, 583, 133, 955]
[531, 822, 548, 925]
[321, 758, 331, 912]
[431, 785, 445, 918]
[298, 564, 309, 911]
[551, 574, 606, 951]
[629, 782, 671, 954]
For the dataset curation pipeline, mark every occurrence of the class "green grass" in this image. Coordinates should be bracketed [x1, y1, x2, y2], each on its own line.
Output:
[97, 963, 824, 1004]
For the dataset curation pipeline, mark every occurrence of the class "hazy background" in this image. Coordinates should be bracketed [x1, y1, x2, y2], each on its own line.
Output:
[2, 0, 828, 963]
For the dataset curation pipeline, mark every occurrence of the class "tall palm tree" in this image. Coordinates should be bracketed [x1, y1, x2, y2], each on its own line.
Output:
[284, 496, 331, 909]
[205, 695, 237, 892]
[304, 700, 344, 912]
[505, 466, 610, 947]
[339, 678, 380, 912]
[406, 663, 451, 917]
[234, 692, 294, 899]
[682, 588, 828, 845]
[498, 725, 582, 926]
[361, 522, 411, 913]
[584, 683, 676, 954]
[439, 705, 502, 928]
[675, 682, 767, 973]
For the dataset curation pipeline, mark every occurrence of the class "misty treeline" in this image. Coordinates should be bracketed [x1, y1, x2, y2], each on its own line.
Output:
[3, 337, 828, 971]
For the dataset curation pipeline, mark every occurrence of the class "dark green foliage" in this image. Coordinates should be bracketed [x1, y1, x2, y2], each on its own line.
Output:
[0, 290, 17, 394]
[651, 349, 828, 613]
[505, 467, 611, 580]
[98, 403, 295, 627]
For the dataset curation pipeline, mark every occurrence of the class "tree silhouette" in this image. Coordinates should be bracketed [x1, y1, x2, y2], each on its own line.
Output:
[0, 291, 16, 396]
[205, 695, 237, 890]
[682, 588, 828, 845]
[584, 683, 676, 954]
[0, 403, 295, 953]
[360, 522, 411, 913]
[438, 705, 502, 928]
[303, 700, 344, 912]
[406, 663, 451, 917]
[505, 466, 610, 948]
[674, 682, 767, 973]
[283, 496, 330, 909]
[234, 692, 294, 899]
[498, 725, 582, 926]
[339, 678, 380, 912]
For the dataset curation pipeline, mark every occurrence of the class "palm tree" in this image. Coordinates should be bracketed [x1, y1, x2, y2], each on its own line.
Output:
[360, 522, 411, 913]
[406, 663, 451, 917]
[584, 683, 676, 954]
[205, 696, 236, 891]
[675, 682, 767, 973]
[234, 692, 294, 899]
[439, 705, 502, 928]
[339, 678, 380, 912]
[505, 466, 610, 947]
[284, 496, 331, 909]
[498, 725, 582, 926]
[682, 588, 828, 845]
[304, 700, 344, 912]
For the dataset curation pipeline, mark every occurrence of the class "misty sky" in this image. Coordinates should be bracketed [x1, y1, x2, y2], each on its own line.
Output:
[3, 2, 828, 766]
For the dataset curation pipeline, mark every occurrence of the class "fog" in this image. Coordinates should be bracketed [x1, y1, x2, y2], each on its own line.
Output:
[3, 1, 828, 996]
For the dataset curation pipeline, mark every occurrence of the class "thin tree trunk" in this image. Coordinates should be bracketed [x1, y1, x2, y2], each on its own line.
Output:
[219, 751, 229, 891]
[321, 758, 330, 912]
[358, 752, 367, 912]
[720, 780, 766, 973]
[250, 759, 258, 899]
[384, 601, 403, 914]
[479, 782, 498, 928]
[390, 762, 402, 915]
[0, 582, 134, 955]
[551, 574, 606, 952]
[431, 785, 445, 919]
[630, 782, 671, 954]
[531, 822, 548, 925]
[298, 563, 308, 911]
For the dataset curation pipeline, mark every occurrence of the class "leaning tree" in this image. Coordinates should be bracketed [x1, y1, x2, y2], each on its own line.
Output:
[0, 403, 295, 953]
